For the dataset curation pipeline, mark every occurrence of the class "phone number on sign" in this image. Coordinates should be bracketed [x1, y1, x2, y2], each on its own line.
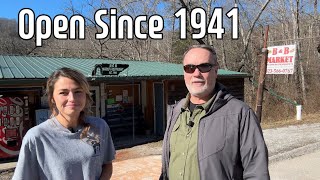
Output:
[267, 69, 294, 74]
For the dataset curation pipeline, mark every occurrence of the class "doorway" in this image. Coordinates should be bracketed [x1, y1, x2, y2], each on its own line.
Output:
[153, 82, 164, 136]
[90, 86, 100, 117]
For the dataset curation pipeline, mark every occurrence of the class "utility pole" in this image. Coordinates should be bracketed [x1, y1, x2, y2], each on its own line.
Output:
[255, 26, 269, 123]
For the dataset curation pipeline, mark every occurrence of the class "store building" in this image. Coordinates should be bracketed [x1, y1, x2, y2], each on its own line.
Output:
[0, 55, 250, 159]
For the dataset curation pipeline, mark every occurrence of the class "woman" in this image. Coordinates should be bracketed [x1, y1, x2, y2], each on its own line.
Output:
[13, 67, 115, 180]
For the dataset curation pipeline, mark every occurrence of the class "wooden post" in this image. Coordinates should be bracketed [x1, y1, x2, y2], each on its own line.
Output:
[255, 26, 269, 123]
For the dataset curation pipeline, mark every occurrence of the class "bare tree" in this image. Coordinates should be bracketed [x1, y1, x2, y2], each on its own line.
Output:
[290, 0, 307, 105]
[235, 0, 272, 72]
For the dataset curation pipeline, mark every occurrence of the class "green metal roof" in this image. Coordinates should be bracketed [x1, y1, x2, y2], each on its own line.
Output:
[0, 55, 250, 80]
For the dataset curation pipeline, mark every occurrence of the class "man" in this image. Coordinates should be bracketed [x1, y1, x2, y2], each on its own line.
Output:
[160, 44, 269, 180]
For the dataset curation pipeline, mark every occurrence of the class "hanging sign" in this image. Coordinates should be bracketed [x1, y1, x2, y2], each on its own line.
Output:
[92, 64, 129, 76]
[267, 44, 296, 74]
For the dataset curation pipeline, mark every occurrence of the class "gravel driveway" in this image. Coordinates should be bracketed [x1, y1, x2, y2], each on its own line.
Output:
[264, 123, 320, 163]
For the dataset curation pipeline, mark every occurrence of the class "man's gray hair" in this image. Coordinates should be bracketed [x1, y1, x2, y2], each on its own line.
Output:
[183, 44, 218, 64]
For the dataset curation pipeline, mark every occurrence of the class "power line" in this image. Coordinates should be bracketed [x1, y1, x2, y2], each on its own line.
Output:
[268, 36, 320, 43]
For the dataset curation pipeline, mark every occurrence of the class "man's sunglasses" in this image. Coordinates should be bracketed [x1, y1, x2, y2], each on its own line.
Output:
[183, 63, 215, 73]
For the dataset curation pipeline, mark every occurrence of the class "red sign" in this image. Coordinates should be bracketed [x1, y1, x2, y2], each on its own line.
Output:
[267, 45, 296, 74]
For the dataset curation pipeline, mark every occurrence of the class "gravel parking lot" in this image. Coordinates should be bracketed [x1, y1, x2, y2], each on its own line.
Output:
[264, 123, 320, 163]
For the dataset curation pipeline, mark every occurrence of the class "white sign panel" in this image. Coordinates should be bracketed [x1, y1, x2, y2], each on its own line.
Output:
[267, 44, 296, 74]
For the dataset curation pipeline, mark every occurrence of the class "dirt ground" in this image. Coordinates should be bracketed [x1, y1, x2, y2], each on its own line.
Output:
[261, 113, 320, 129]
[115, 140, 163, 162]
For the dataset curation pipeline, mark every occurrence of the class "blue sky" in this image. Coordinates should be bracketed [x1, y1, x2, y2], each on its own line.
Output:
[0, 0, 67, 20]
[0, 0, 168, 21]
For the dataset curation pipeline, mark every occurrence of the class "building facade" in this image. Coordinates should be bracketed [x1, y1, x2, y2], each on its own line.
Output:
[0, 55, 250, 159]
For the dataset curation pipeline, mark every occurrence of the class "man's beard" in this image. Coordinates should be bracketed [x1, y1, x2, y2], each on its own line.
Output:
[186, 82, 213, 98]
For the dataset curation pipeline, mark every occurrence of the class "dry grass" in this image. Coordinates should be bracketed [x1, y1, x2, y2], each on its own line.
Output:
[261, 113, 320, 129]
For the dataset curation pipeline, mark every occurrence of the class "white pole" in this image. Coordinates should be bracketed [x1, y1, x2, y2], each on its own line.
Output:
[296, 105, 302, 120]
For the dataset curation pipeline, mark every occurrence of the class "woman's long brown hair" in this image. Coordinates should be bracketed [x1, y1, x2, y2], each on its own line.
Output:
[46, 67, 93, 138]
